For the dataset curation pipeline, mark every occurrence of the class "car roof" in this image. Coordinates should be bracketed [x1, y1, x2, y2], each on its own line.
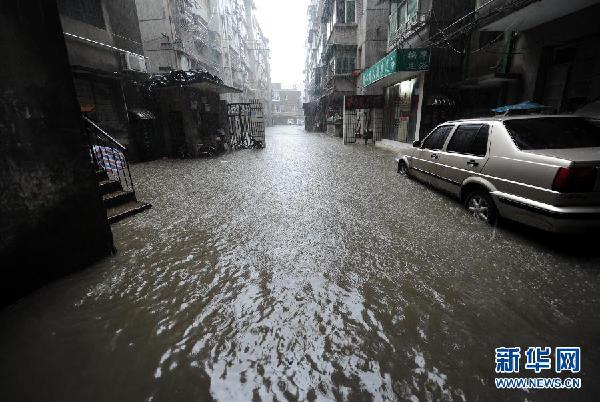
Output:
[442, 114, 579, 125]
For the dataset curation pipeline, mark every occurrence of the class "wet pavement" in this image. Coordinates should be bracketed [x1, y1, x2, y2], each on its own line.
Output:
[1, 125, 599, 401]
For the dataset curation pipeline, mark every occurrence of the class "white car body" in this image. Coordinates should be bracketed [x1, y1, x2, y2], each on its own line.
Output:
[396, 115, 600, 232]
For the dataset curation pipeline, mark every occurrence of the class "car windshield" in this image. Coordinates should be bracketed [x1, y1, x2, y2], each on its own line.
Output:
[504, 117, 600, 150]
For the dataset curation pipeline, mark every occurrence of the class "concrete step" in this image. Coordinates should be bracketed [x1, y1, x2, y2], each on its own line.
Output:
[107, 201, 152, 224]
[96, 169, 109, 181]
[98, 179, 122, 195]
[102, 190, 136, 208]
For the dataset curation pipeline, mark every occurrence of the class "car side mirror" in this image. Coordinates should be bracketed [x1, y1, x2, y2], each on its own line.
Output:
[413, 140, 421, 148]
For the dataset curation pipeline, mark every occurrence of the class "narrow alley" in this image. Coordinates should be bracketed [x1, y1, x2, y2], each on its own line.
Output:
[1, 126, 598, 401]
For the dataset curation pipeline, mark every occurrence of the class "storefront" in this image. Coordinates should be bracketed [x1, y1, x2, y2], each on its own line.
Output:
[383, 75, 423, 144]
[361, 48, 430, 145]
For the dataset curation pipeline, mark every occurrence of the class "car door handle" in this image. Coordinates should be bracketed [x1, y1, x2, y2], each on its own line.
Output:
[431, 153, 439, 159]
[467, 160, 479, 167]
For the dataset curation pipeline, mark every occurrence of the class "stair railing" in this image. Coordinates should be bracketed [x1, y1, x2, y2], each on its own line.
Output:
[83, 115, 136, 196]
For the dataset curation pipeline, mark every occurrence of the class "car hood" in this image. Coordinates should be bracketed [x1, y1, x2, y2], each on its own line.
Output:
[525, 147, 600, 163]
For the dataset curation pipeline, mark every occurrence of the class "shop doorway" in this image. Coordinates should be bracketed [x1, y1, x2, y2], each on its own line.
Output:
[383, 77, 422, 144]
[342, 95, 384, 145]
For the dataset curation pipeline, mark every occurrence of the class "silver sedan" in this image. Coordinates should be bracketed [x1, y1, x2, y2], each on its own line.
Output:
[396, 115, 600, 232]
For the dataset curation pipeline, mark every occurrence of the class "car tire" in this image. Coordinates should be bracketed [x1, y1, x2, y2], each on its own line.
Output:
[398, 161, 410, 177]
[465, 190, 498, 225]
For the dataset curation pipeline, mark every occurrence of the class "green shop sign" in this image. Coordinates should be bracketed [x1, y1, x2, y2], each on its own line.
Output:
[361, 48, 431, 87]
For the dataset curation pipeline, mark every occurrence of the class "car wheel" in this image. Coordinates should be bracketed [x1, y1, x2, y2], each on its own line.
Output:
[465, 190, 498, 224]
[398, 161, 409, 176]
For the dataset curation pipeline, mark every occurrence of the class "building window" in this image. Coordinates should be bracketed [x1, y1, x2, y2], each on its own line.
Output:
[389, 0, 419, 37]
[335, 52, 356, 74]
[333, 0, 356, 24]
[345, 1, 356, 23]
[212, 49, 221, 64]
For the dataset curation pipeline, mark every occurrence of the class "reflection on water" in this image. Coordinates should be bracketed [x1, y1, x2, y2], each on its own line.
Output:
[1, 126, 599, 401]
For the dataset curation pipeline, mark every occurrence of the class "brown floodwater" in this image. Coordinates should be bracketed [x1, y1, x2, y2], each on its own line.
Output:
[1, 126, 599, 401]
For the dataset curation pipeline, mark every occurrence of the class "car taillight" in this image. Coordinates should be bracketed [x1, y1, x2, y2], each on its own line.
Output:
[552, 167, 597, 193]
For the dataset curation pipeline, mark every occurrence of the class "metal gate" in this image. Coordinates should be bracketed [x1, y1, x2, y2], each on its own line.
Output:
[227, 99, 266, 149]
[342, 96, 384, 145]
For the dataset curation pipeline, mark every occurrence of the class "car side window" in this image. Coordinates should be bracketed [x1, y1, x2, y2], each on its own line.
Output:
[422, 126, 453, 150]
[446, 124, 490, 156]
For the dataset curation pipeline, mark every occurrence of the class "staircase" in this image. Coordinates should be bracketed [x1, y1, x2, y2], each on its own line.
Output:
[84, 116, 151, 224]
[95, 169, 151, 224]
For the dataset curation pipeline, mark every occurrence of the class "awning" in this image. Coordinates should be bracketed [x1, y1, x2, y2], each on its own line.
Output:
[128, 108, 156, 120]
[481, 0, 598, 31]
[145, 69, 242, 94]
[361, 48, 431, 88]
[186, 81, 242, 94]
[153, 80, 242, 94]
[364, 70, 423, 90]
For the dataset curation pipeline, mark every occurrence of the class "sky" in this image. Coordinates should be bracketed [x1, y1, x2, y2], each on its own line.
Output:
[253, 0, 310, 90]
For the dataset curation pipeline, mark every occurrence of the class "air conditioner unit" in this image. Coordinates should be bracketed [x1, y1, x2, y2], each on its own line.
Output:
[123, 53, 147, 73]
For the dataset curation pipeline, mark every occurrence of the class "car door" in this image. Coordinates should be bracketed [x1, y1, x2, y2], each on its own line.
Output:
[436, 123, 491, 195]
[411, 125, 454, 188]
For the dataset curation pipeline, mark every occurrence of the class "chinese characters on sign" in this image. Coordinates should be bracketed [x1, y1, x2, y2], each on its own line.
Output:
[397, 48, 431, 71]
[495, 347, 581, 374]
[361, 48, 431, 87]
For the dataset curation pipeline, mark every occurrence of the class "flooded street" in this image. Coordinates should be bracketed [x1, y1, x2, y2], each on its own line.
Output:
[1, 125, 599, 401]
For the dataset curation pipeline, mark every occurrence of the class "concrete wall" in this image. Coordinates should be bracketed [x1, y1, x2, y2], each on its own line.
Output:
[135, 0, 175, 73]
[357, 0, 388, 69]
[0, 0, 114, 306]
[59, 0, 143, 63]
[511, 4, 600, 103]
[104, 0, 144, 54]
[357, 0, 389, 95]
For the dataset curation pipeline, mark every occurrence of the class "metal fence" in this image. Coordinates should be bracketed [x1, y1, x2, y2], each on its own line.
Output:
[342, 108, 384, 145]
[227, 99, 266, 149]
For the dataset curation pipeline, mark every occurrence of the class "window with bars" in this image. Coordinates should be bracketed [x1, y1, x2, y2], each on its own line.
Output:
[345, 1, 356, 23]
[335, 53, 356, 74]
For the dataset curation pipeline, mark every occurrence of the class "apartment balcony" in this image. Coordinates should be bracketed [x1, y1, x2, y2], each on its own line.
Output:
[479, 0, 598, 31]
[327, 23, 357, 47]
[388, 12, 430, 50]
